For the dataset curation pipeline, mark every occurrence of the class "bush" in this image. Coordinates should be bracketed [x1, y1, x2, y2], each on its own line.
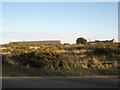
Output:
[93, 48, 110, 55]
[93, 46, 120, 56]
[76, 37, 87, 44]
[10, 50, 64, 69]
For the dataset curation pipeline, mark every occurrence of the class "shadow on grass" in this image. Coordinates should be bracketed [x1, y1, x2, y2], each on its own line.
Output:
[2, 65, 120, 77]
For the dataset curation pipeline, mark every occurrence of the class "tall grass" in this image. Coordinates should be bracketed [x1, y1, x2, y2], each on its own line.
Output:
[3, 65, 119, 76]
[2, 43, 120, 76]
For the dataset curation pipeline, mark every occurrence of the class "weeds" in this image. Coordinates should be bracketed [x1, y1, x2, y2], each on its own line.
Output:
[2, 43, 120, 76]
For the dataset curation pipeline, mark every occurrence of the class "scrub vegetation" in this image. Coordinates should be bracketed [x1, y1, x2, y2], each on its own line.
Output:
[1, 42, 120, 76]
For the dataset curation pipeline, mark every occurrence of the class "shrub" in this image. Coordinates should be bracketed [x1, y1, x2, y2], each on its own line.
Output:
[76, 37, 87, 44]
[10, 50, 64, 69]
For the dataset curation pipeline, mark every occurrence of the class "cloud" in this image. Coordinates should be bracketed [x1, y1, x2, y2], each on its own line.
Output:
[0, 30, 77, 44]
[0, 30, 118, 44]
[0, 19, 10, 23]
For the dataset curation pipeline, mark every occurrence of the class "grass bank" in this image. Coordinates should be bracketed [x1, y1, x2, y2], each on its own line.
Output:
[3, 65, 119, 76]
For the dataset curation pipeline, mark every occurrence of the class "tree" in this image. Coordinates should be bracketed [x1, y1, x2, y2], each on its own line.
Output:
[76, 37, 87, 44]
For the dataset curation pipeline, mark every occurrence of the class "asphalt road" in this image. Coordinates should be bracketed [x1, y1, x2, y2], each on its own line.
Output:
[2, 76, 119, 88]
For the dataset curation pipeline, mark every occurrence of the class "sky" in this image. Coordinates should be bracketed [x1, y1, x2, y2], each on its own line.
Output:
[0, 2, 118, 44]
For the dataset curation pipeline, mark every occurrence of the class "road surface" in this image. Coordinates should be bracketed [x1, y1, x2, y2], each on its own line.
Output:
[2, 76, 119, 88]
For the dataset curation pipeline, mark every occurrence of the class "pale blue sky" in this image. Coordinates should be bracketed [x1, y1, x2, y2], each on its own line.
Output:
[0, 2, 118, 44]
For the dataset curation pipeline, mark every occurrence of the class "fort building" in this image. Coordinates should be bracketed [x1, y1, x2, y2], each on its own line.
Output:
[9, 40, 61, 45]
[88, 39, 116, 44]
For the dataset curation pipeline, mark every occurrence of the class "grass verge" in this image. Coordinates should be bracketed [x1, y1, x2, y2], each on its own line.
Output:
[2, 65, 119, 76]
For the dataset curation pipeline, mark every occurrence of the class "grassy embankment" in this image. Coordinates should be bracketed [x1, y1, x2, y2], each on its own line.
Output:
[1, 43, 120, 76]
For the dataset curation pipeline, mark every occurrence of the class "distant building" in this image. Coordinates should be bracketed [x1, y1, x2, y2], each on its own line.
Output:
[88, 39, 116, 43]
[9, 40, 61, 45]
[63, 43, 70, 45]
[95, 39, 116, 43]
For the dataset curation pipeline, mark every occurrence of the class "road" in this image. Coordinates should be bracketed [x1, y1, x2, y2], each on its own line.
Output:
[2, 76, 119, 88]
